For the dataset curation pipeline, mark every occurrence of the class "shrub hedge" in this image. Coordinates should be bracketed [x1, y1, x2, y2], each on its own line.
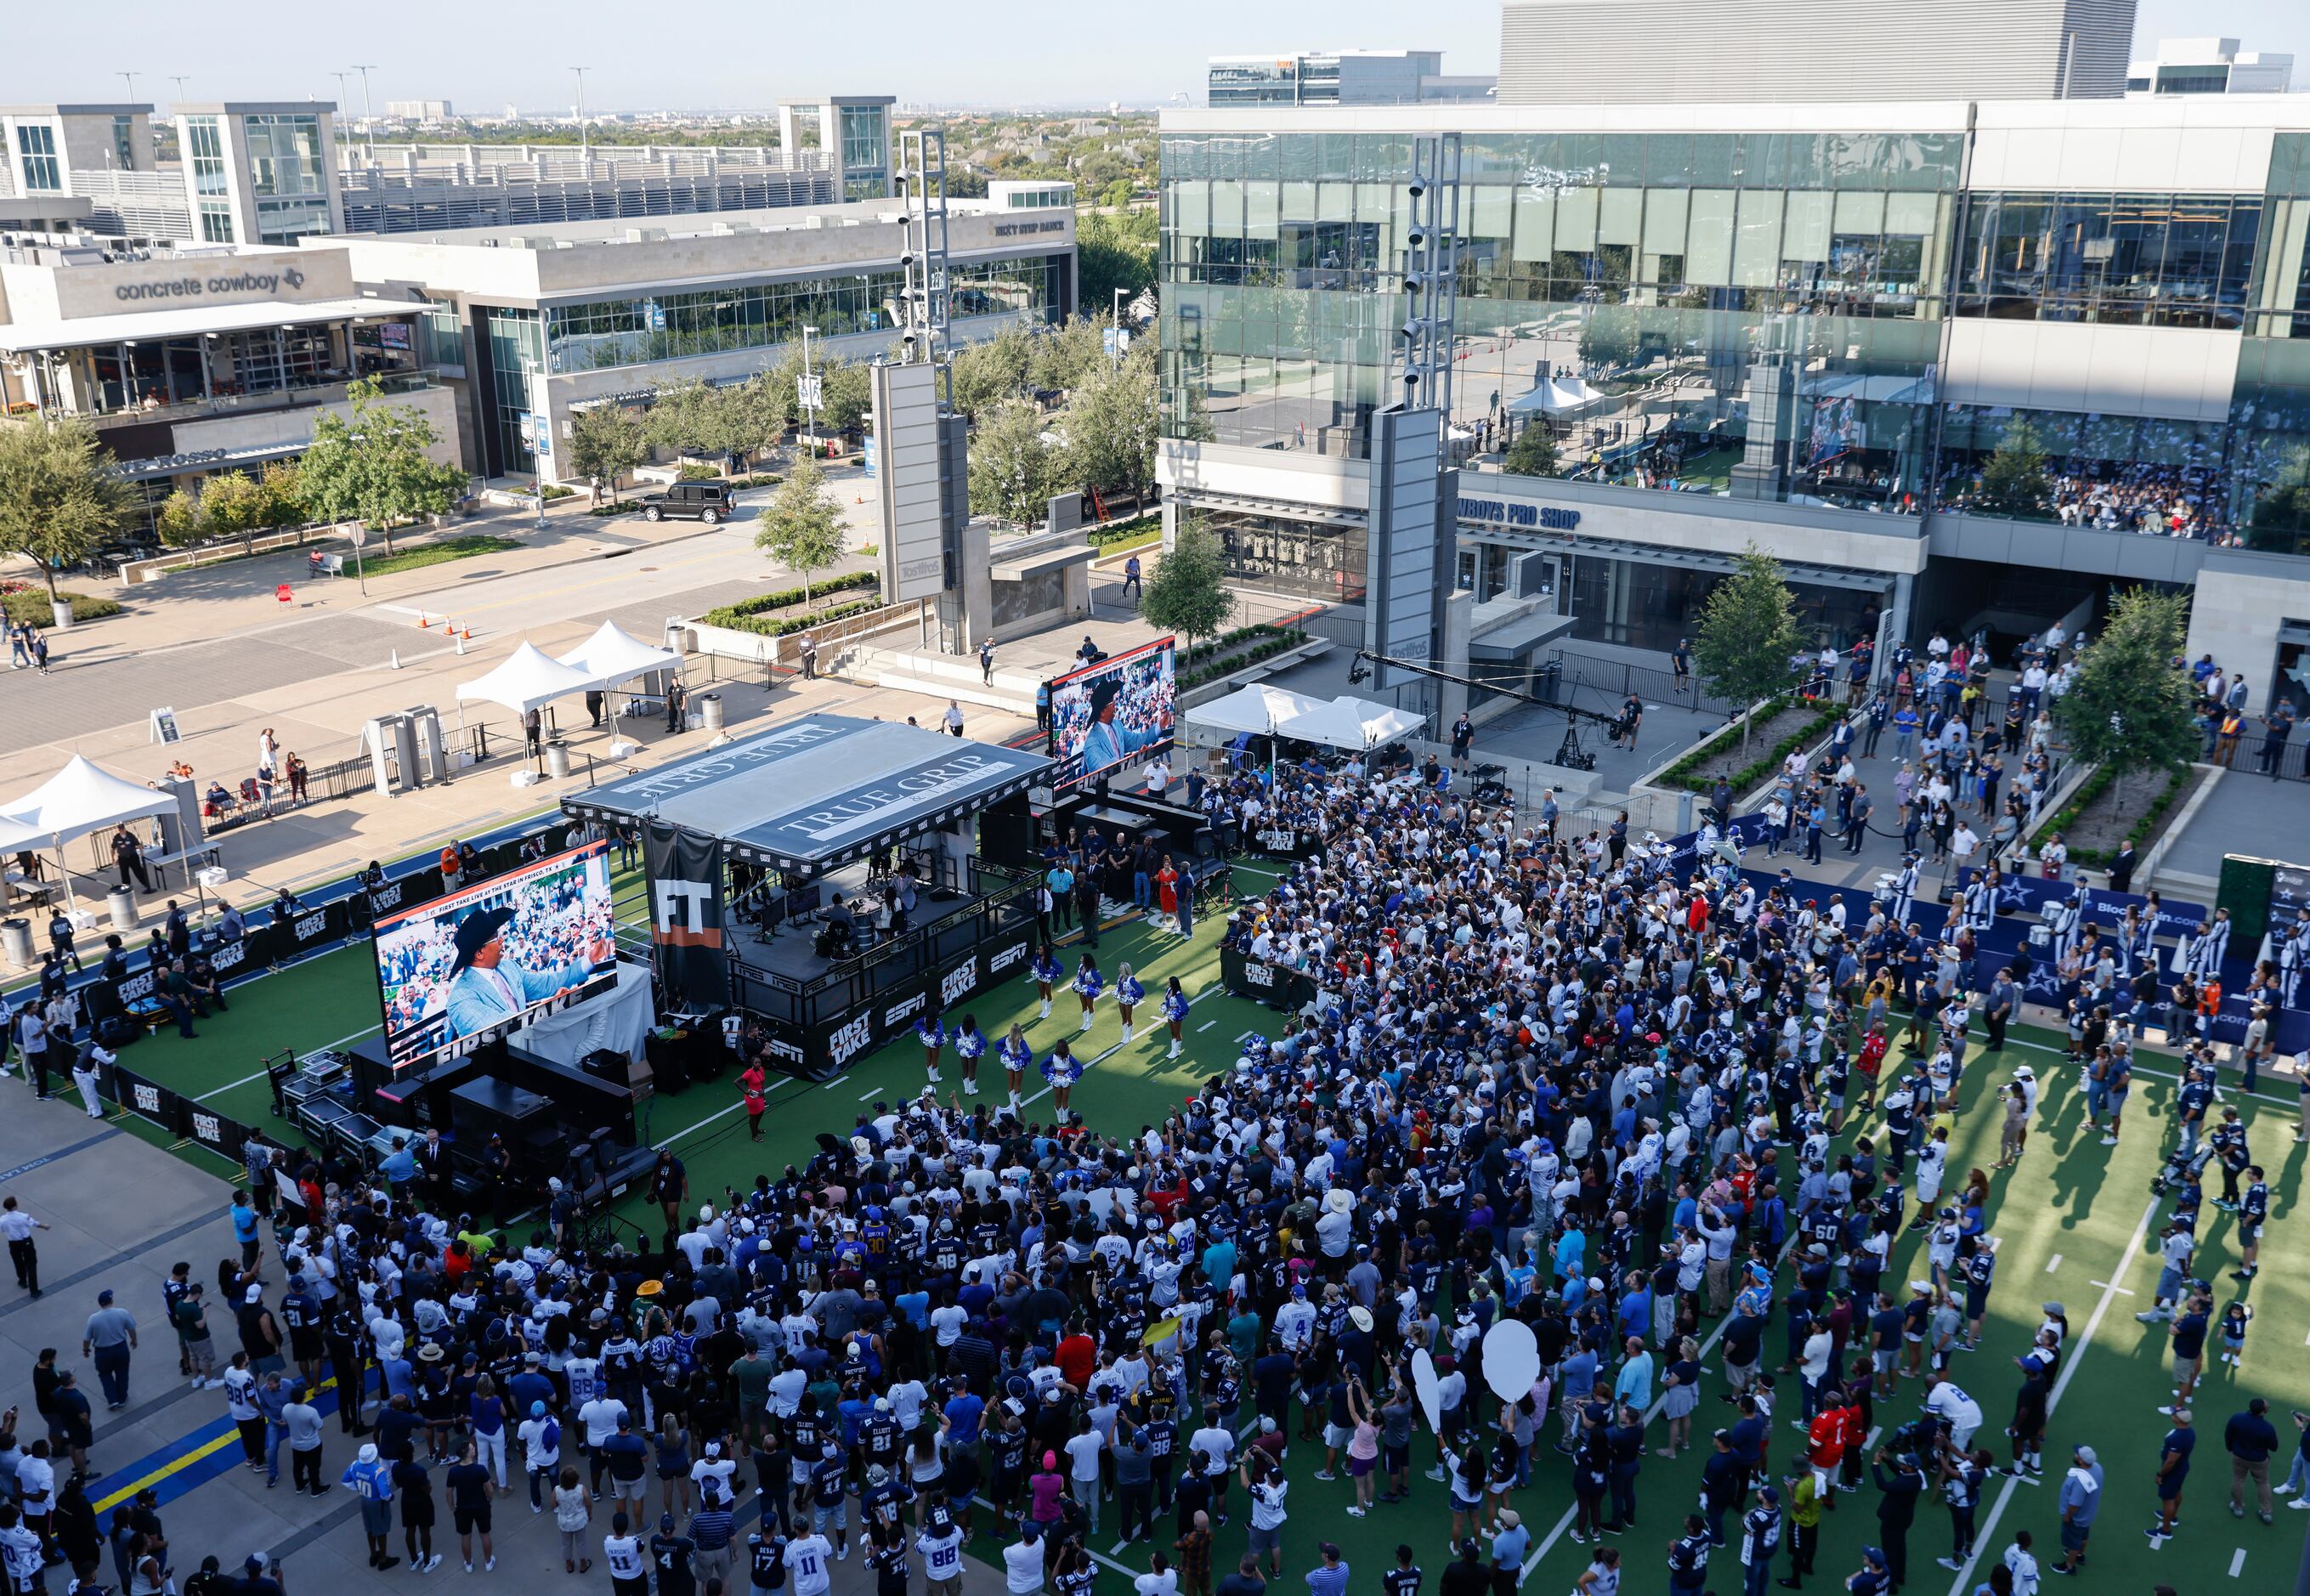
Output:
[1652, 695, 1844, 795]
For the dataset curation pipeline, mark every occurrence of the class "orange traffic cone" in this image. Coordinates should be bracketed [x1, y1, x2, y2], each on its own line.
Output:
[417, 615, 430, 628]
[461, 627, 473, 640]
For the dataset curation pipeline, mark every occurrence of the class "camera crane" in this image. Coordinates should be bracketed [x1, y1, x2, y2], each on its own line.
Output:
[1345, 648, 1631, 773]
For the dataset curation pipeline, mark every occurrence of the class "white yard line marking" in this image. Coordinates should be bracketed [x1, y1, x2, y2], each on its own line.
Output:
[197, 1022, 381, 1102]
[1234, 1030, 1254, 1043]
[859, 1087, 883, 1101]
[2088, 1280, 2137, 1295]
[1197, 1021, 1217, 1033]
[1941, 1195, 2163, 1596]
[1526, 1283, 1744, 1575]
[2229, 1548, 2246, 1576]
[2045, 1254, 2062, 1272]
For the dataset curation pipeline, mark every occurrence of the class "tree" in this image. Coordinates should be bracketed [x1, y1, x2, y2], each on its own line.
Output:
[1098, 178, 1135, 212]
[1503, 422, 1558, 478]
[948, 322, 1037, 417]
[1077, 210, 1157, 317]
[568, 404, 648, 504]
[2249, 444, 2310, 551]
[297, 376, 467, 555]
[752, 457, 848, 603]
[1577, 307, 1644, 371]
[254, 461, 308, 530]
[1061, 344, 1158, 503]
[0, 417, 133, 601]
[154, 488, 202, 551]
[1029, 318, 1109, 393]
[1976, 417, 2049, 518]
[816, 359, 873, 434]
[2052, 586, 2204, 814]
[195, 469, 267, 556]
[969, 400, 1060, 527]
[1141, 521, 1236, 664]
[1692, 544, 1805, 749]
[643, 379, 723, 460]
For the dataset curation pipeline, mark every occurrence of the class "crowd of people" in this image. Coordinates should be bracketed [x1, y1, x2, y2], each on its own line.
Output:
[0, 731, 2291, 1596]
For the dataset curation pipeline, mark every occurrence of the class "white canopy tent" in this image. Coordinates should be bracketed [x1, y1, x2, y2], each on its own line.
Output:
[556, 620, 680, 688]
[456, 641, 603, 714]
[456, 642, 605, 768]
[1276, 694, 1427, 751]
[1182, 684, 1329, 739]
[0, 754, 175, 908]
[1506, 376, 1605, 415]
[556, 621, 682, 751]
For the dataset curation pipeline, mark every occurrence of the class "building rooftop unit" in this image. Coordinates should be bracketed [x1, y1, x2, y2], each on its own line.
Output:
[2127, 37, 2295, 95]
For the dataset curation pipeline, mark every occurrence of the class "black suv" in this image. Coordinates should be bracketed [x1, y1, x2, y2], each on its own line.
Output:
[640, 481, 735, 524]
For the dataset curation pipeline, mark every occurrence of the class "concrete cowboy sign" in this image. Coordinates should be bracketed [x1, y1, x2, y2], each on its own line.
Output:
[1457, 495, 1582, 531]
[115, 266, 309, 303]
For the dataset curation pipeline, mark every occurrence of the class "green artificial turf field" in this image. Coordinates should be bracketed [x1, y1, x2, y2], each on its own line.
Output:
[74, 857, 2310, 1595]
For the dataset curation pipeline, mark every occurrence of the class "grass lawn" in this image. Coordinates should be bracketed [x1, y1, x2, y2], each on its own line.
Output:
[91, 855, 2310, 1596]
[359, 533, 525, 577]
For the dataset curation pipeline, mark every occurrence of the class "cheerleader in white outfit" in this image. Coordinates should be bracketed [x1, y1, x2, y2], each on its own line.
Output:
[1029, 945, 1062, 1020]
[952, 1014, 985, 1096]
[1073, 954, 1104, 1033]
[1042, 1038, 1084, 1114]
[1114, 964, 1144, 1044]
[998, 1023, 1033, 1108]
[1161, 976, 1190, 1060]
[914, 1009, 944, 1085]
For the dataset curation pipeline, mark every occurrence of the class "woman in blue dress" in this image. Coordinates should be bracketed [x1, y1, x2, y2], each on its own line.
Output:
[1041, 1036, 1084, 1115]
[914, 1008, 945, 1085]
[1029, 943, 1062, 1021]
[1072, 953, 1104, 1033]
[1160, 975, 1190, 1060]
[1114, 963, 1145, 1044]
[998, 1022, 1033, 1109]
[953, 1013, 985, 1098]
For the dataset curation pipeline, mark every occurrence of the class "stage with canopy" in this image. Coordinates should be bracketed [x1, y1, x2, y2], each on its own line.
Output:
[562, 714, 1054, 1079]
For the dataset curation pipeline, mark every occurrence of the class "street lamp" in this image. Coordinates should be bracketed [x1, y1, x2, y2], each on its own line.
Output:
[117, 72, 139, 105]
[351, 64, 379, 157]
[569, 67, 591, 163]
[1112, 287, 1127, 366]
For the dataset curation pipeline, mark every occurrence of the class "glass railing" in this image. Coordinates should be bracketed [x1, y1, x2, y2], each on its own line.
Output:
[6, 370, 439, 430]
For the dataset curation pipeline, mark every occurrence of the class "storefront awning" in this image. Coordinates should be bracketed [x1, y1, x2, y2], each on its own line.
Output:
[0, 296, 422, 354]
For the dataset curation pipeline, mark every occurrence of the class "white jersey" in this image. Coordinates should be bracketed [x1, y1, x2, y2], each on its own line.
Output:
[603, 1535, 647, 1582]
[784, 1533, 835, 1596]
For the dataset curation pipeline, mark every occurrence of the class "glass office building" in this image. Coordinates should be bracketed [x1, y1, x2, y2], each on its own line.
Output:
[1156, 101, 2310, 704]
[1161, 114, 2310, 544]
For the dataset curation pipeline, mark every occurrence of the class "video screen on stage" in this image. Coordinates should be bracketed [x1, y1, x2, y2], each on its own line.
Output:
[1049, 636, 1175, 787]
[372, 840, 618, 1069]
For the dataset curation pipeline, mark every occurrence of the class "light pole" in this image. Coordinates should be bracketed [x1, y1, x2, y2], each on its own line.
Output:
[117, 71, 139, 105]
[1112, 287, 1127, 366]
[330, 71, 353, 133]
[351, 64, 379, 156]
[168, 75, 190, 111]
[569, 67, 590, 163]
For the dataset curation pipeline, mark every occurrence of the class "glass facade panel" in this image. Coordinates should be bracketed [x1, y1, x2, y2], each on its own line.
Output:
[1956, 190, 2262, 328]
[484, 307, 546, 473]
[1161, 129, 1959, 510]
[185, 117, 229, 198]
[541, 254, 1061, 374]
[246, 115, 326, 196]
[14, 123, 59, 192]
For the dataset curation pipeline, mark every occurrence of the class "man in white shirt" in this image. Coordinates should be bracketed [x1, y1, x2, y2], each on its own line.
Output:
[1922, 1372, 1983, 1450]
[785, 1527, 836, 1596]
[1001, 1523, 1047, 1595]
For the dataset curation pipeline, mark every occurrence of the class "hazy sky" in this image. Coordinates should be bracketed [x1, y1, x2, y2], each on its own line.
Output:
[7, 0, 2305, 111]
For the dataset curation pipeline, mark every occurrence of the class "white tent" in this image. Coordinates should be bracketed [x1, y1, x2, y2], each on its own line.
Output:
[1182, 684, 1328, 739]
[1277, 694, 1427, 750]
[0, 754, 175, 908]
[456, 641, 603, 715]
[556, 621, 682, 751]
[556, 620, 680, 688]
[1506, 376, 1605, 415]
